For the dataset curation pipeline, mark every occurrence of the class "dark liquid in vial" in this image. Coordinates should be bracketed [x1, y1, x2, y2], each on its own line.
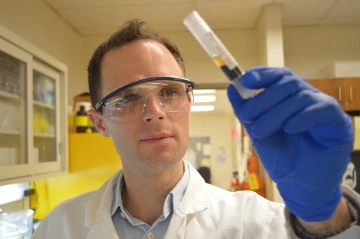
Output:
[220, 65, 242, 80]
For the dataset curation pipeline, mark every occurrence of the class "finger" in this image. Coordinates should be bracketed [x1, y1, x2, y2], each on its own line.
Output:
[241, 67, 296, 90]
[284, 97, 350, 134]
[240, 75, 315, 123]
[249, 90, 319, 138]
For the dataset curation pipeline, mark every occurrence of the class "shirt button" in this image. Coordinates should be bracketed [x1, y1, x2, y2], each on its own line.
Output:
[120, 212, 126, 218]
[147, 232, 154, 239]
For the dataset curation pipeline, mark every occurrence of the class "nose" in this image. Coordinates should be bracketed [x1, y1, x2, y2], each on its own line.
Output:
[142, 95, 166, 122]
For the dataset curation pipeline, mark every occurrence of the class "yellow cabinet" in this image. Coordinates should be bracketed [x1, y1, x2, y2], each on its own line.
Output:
[69, 133, 122, 172]
[34, 133, 122, 220]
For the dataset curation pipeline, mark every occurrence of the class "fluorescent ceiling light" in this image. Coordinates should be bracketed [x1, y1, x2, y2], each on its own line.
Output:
[194, 95, 216, 103]
[191, 105, 215, 112]
[193, 89, 216, 94]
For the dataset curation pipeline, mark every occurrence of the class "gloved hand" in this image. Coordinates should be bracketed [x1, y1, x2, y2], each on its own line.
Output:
[227, 67, 354, 222]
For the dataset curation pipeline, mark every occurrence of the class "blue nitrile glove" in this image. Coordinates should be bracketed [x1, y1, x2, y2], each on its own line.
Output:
[227, 67, 354, 222]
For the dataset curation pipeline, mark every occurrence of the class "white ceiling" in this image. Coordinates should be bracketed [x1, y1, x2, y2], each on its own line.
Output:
[44, 0, 360, 36]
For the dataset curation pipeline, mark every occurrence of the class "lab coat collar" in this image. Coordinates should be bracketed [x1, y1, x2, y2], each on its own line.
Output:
[175, 161, 209, 215]
[164, 162, 209, 239]
[85, 170, 121, 238]
[84, 161, 209, 239]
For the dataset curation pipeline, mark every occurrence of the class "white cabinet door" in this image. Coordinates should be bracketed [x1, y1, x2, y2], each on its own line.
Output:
[0, 25, 68, 185]
[0, 37, 32, 180]
[31, 61, 61, 174]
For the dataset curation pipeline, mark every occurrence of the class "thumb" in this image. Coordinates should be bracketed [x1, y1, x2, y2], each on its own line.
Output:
[227, 84, 247, 118]
[227, 84, 259, 141]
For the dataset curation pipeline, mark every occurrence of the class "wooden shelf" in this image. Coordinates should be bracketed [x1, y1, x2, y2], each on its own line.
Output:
[33, 101, 55, 110]
[0, 129, 20, 135]
[308, 78, 360, 111]
[0, 90, 20, 101]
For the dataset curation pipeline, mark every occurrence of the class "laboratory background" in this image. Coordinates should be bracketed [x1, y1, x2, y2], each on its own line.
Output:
[0, 0, 359, 238]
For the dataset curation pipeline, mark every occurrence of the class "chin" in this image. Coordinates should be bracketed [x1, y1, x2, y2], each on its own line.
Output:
[139, 152, 183, 172]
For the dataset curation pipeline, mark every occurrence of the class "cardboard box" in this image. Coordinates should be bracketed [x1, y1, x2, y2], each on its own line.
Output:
[9, 147, 18, 165]
[323, 61, 360, 78]
[0, 147, 11, 166]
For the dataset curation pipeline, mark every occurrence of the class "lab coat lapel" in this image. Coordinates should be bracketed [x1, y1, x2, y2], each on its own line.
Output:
[164, 211, 187, 239]
[85, 171, 122, 239]
[85, 162, 209, 239]
[164, 162, 210, 239]
[181, 161, 210, 214]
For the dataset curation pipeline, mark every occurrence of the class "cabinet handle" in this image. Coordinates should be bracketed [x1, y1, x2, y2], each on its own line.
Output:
[58, 142, 62, 155]
[350, 86, 353, 102]
[338, 87, 341, 102]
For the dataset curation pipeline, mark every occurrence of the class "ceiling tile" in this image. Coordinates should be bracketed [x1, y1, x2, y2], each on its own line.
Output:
[282, 0, 338, 24]
[205, 21, 254, 29]
[283, 18, 319, 27]
[46, 0, 360, 35]
[45, 0, 193, 9]
[320, 16, 360, 25]
[58, 3, 194, 29]
[79, 27, 118, 36]
[326, 0, 360, 18]
[79, 24, 190, 36]
[195, 1, 264, 29]
[194, 0, 271, 2]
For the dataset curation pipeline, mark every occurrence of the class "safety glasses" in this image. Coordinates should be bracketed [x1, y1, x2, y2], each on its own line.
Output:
[95, 76, 195, 122]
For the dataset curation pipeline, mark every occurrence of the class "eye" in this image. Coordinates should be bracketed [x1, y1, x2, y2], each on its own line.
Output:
[118, 94, 141, 103]
[108, 94, 140, 110]
[161, 87, 180, 97]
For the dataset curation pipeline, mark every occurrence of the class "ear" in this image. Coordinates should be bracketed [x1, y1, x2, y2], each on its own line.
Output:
[87, 109, 110, 137]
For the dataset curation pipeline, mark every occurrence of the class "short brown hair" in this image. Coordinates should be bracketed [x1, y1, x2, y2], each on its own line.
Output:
[87, 18, 186, 109]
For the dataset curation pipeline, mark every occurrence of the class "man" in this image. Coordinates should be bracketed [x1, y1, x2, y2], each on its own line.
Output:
[31, 19, 360, 239]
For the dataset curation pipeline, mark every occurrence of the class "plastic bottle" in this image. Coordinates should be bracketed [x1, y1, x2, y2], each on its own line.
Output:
[86, 125, 92, 134]
[76, 105, 88, 133]
[230, 170, 240, 192]
[240, 155, 266, 198]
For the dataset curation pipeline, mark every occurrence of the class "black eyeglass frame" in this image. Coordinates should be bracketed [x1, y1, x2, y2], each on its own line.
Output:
[95, 76, 196, 112]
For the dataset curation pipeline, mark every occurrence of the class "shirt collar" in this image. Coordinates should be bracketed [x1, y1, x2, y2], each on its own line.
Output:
[111, 161, 190, 219]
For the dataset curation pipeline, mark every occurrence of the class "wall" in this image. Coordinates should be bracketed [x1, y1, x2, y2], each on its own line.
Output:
[284, 25, 360, 79]
[255, 4, 285, 203]
[189, 112, 236, 190]
[84, 29, 258, 85]
[354, 117, 360, 150]
[0, 0, 88, 105]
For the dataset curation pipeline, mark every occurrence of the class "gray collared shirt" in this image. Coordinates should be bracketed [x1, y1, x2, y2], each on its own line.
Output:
[111, 162, 190, 239]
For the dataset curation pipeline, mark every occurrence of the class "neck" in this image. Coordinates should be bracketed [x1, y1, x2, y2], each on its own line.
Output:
[122, 160, 184, 225]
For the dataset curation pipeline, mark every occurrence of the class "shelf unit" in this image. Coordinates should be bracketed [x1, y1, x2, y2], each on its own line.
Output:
[33, 101, 55, 110]
[0, 90, 20, 100]
[0, 129, 20, 135]
[0, 23, 68, 185]
[308, 78, 360, 111]
[34, 133, 55, 138]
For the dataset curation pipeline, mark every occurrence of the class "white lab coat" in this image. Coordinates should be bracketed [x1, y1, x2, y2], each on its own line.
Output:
[31, 162, 360, 239]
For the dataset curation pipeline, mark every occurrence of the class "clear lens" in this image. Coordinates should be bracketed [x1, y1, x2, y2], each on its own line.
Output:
[103, 80, 194, 122]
